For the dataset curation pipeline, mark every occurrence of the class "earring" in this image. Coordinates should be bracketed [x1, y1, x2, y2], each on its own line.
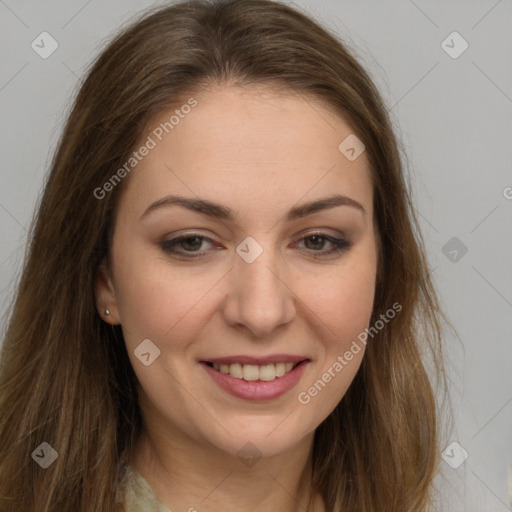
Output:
[104, 308, 110, 317]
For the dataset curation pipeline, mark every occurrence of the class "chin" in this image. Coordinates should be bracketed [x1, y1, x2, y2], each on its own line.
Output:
[202, 416, 313, 462]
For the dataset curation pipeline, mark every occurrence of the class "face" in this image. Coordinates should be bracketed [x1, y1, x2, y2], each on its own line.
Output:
[96, 83, 378, 460]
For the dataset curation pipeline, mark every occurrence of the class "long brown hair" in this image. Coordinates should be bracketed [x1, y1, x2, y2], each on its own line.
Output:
[0, 0, 451, 510]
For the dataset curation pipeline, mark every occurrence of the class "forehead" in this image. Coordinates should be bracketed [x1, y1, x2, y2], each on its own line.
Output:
[118, 83, 373, 221]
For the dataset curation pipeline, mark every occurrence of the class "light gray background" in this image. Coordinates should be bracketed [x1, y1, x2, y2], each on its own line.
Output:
[0, 1, 511, 510]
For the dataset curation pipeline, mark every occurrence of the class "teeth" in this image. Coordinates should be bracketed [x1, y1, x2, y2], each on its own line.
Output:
[259, 364, 276, 381]
[211, 361, 297, 381]
[243, 364, 259, 381]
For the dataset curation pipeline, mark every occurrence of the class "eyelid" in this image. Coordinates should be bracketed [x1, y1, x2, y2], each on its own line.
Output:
[160, 227, 347, 245]
[295, 227, 347, 239]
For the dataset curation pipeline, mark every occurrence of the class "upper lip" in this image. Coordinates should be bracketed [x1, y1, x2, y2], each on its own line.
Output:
[201, 354, 309, 365]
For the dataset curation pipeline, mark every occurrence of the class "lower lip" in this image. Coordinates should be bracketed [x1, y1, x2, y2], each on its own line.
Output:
[201, 361, 309, 401]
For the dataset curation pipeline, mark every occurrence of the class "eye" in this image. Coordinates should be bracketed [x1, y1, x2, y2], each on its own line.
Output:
[293, 233, 352, 258]
[159, 232, 352, 259]
[159, 234, 215, 258]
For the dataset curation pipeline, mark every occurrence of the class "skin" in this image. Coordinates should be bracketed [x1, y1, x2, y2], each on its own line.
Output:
[96, 83, 378, 512]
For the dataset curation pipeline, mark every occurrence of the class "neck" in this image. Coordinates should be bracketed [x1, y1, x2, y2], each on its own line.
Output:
[128, 426, 325, 512]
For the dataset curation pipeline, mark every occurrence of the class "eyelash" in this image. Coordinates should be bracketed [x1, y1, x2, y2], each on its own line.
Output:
[159, 232, 352, 259]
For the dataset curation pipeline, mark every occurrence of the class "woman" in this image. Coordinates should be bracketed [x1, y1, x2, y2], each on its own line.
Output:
[0, 0, 450, 510]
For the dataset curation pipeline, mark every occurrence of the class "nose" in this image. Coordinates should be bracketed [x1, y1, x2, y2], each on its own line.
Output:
[222, 243, 296, 338]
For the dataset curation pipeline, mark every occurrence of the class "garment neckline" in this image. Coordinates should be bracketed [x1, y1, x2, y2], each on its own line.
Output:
[117, 461, 173, 512]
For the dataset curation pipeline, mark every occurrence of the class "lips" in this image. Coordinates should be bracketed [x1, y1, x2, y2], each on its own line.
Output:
[199, 355, 310, 400]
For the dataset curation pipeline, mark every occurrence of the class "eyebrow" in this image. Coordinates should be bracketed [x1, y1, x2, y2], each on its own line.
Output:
[140, 193, 365, 222]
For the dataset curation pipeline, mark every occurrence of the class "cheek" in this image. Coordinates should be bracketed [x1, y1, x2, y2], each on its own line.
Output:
[300, 251, 377, 342]
[293, 263, 375, 414]
[112, 247, 221, 349]
[295, 245, 376, 384]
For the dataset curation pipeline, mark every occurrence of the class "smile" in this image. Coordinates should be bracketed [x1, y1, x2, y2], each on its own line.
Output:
[206, 361, 299, 381]
[200, 357, 310, 401]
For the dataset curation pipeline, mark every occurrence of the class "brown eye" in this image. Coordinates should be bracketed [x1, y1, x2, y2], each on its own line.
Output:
[304, 234, 328, 250]
[177, 236, 203, 251]
[159, 235, 214, 258]
[295, 233, 352, 258]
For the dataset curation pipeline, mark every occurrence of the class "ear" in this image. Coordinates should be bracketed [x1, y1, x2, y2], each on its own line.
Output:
[94, 257, 121, 325]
